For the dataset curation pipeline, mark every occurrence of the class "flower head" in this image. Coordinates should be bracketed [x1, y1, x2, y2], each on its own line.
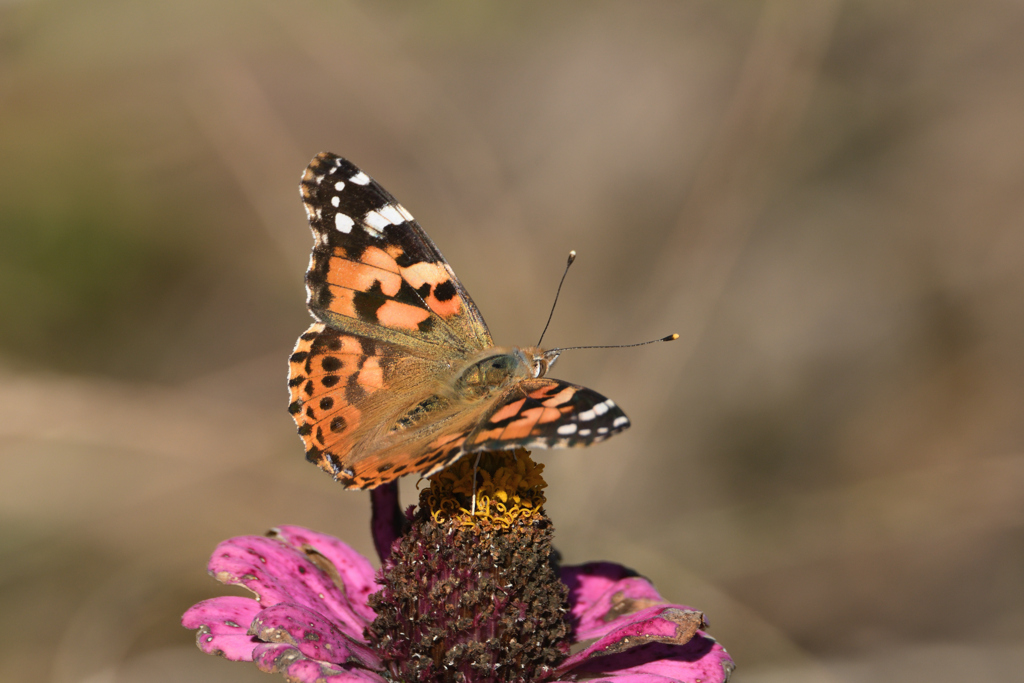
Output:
[183, 451, 734, 682]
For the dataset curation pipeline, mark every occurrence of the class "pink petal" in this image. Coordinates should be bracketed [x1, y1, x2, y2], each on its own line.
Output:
[561, 563, 678, 640]
[556, 637, 735, 683]
[270, 525, 378, 622]
[181, 596, 261, 661]
[249, 603, 382, 670]
[207, 535, 370, 639]
[253, 642, 388, 683]
[554, 606, 707, 678]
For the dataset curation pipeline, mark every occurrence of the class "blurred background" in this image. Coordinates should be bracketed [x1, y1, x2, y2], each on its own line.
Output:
[2, 1, 1023, 681]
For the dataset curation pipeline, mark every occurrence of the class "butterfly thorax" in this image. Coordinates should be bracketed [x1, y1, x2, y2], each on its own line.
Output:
[452, 346, 554, 400]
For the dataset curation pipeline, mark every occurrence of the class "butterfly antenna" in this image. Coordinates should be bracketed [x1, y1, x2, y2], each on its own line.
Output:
[546, 333, 679, 354]
[537, 250, 577, 347]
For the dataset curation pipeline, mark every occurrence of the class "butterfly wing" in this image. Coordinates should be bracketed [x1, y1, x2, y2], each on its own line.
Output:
[336, 378, 632, 487]
[463, 378, 631, 453]
[289, 370, 631, 490]
[290, 153, 493, 487]
[288, 321, 493, 490]
[299, 152, 492, 355]
[288, 322, 452, 488]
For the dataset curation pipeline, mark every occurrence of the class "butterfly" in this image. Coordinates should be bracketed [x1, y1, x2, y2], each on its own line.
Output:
[287, 152, 630, 489]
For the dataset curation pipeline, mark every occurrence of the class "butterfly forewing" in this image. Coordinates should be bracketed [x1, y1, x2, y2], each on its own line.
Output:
[300, 153, 491, 355]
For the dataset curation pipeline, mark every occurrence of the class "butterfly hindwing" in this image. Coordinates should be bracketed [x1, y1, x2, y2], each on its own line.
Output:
[288, 322, 483, 489]
[288, 323, 385, 478]
[314, 376, 632, 488]
[465, 378, 630, 452]
[299, 153, 491, 355]
[333, 417, 481, 489]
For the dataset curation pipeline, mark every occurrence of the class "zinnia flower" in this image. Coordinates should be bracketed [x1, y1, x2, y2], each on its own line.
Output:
[183, 450, 734, 682]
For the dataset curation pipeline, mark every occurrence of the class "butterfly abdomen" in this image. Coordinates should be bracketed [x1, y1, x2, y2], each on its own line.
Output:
[391, 395, 451, 432]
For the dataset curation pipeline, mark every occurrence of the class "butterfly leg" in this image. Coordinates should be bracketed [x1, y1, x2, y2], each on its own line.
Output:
[470, 452, 483, 516]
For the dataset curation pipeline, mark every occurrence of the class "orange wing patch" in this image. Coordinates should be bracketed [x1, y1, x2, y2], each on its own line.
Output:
[374, 300, 432, 331]
[288, 323, 392, 479]
[325, 247, 403, 297]
[401, 261, 463, 319]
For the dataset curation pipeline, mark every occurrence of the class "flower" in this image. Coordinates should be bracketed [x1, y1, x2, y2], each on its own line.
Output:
[183, 451, 734, 682]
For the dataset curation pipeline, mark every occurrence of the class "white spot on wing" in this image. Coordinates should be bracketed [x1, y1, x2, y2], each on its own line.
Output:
[363, 210, 390, 232]
[578, 409, 596, 421]
[334, 213, 354, 233]
[612, 416, 629, 428]
[397, 204, 414, 221]
[557, 423, 578, 435]
[593, 402, 609, 416]
[578, 428, 591, 436]
[334, 181, 345, 191]
[378, 204, 404, 225]
[350, 171, 370, 185]
[331, 196, 340, 207]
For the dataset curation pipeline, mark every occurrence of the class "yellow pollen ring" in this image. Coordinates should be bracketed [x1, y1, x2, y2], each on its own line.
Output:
[423, 449, 547, 529]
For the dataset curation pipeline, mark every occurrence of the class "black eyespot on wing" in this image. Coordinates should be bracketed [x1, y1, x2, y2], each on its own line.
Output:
[434, 280, 457, 302]
[353, 282, 386, 322]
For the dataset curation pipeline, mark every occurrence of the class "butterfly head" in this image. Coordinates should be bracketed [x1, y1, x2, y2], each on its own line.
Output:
[525, 348, 561, 378]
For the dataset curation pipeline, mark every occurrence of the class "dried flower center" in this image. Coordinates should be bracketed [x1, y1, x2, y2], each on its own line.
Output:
[366, 449, 570, 683]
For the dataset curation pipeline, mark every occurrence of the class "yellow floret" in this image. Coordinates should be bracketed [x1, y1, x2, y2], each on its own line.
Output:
[423, 449, 547, 529]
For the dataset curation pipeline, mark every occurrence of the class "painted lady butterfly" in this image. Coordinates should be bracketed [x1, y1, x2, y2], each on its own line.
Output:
[287, 153, 630, 489]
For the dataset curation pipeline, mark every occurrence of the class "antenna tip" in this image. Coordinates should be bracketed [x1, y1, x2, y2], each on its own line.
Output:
[567, 250, 577, 264]
[665, 333, 679, 341]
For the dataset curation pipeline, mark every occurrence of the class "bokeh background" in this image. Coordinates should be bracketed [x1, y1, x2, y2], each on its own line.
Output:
[2, 1, 1023, 681]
